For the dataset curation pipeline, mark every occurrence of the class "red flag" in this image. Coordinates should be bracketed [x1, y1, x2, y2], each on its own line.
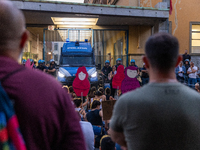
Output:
[169, 0, 173, 15]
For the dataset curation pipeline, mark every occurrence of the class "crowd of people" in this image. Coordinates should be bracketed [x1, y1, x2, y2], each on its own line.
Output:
[22, 58, 57, 77]
[101, 58, 149, 97]
[2, 1, 200, 150]
[62, 85, 120, 150]
[175, 50, 200, 91]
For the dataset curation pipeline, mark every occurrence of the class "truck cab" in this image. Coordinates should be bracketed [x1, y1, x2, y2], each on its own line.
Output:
[57, 41, 98, 87]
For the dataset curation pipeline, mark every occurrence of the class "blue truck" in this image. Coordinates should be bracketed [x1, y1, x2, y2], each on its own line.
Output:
[57, 41, 98, 87]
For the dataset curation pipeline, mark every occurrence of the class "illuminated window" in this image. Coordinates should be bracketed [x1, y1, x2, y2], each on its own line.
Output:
[191, 24, 200, 53]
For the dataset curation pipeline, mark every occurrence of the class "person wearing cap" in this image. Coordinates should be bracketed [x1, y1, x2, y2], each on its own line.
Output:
[130, 59, 140, 76]
[36, 59, 46, 72]
[182, 50, 191, 64]
[187, 61, 198, 88]
[48, 59, 56, 77]
[115, 58, 122, 71]
[102, 60, 112, 81]
[140, 63, 149, 85]
[184, 59, 190, 71]
[41, 60, 48, 72]
[22, 59, 26, 66]
[184, 59, 190, 83]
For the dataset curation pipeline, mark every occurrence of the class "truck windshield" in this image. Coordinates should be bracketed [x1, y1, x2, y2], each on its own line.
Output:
[61, 56, 94, 66]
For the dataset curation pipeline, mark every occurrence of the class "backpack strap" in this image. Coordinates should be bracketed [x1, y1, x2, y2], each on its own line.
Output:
[1, 67, 26, 83]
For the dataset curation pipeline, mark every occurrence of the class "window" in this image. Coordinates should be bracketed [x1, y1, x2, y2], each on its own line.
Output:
[54, 43, 58, 51]
[54, 54, 58, 61]
[61, 56, 94, 66]
[191, 23, 200, 53]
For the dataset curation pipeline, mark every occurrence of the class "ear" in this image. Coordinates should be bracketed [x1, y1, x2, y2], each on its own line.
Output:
[19, 30, 29, 51]
[142, 56, 149, 69]
[175, 55, 182, 67]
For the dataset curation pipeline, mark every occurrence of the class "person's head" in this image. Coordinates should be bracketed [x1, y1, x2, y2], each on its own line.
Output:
[89, 86, 96, 98]
[98, 87, 104, 95]
[143, 33, 181, 74]
[100, 136, 115, 150]
[73, 98, 82, 108]
[22, 59, 26, 65]
[62, 85, 69, 93]
[95, 91, 103, 97]
[0, 0, 29, 61]
[185, 59, 189, 65]
[91, 86, 96, 93]
[38, 59, 43, 66]
[42, 60, 45, 65]
[112, 66, 116, 72]
[185, 49, 188, 54]
[50, 59, 55, 65]
[190, 62, 194, 67]
[105, 88, 111, 95]
[116, 58, 122, 66]
[69, 86, 74, 94]
[179, 61, 183, 67]
[91, 100, 101, 109]
[130, 59, 135, 66]
[30, 59, 34, 65]
[105, 60, 110, 67]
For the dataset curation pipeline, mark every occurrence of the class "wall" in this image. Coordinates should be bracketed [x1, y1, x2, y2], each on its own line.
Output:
[129, 26, 152, 54]
[23, 31, 43, 62]
[141, 0, 200, 55]
[116, 0, 200, 55]
[168, 0, 200, 54]
[105, 31, 126, 66]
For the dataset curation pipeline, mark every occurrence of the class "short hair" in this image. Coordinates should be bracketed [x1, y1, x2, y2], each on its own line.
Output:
[95, 91, 103, 96]
[69, 86, 74, 93]
[91, 100, 101, 109]
[73, 98, 82, 108]
[100, 136, 115, 150]
[145, 33, 179, 72]
[105, 88, 111, 95]
[62, 85, 69, 93]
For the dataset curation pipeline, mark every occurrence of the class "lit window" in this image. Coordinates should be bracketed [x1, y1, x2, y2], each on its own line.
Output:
[191, 24, 200, 53]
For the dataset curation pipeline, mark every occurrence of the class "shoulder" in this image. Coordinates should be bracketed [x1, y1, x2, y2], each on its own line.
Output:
[80, 121, 92, 128]
[15, 68, 65, 97]
[115, 87, 146, 107]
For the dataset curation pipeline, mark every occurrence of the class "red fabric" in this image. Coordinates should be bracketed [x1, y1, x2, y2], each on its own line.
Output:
[169, 0, 173, 15]
[8, 116, 26, 150]
[73, 66, 90, 97]
[112, 65, 125, 90]
[0, 127, 8, 142]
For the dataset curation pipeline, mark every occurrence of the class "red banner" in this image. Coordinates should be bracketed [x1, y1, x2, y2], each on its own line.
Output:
[169, 0, 173, 15]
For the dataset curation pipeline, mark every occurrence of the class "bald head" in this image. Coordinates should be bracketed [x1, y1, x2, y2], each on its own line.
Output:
[0, 0, 26, 53]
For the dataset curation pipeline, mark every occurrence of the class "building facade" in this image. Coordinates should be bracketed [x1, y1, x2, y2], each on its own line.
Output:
[13, 0, 169, 67]
[85, 0, 200, 57]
